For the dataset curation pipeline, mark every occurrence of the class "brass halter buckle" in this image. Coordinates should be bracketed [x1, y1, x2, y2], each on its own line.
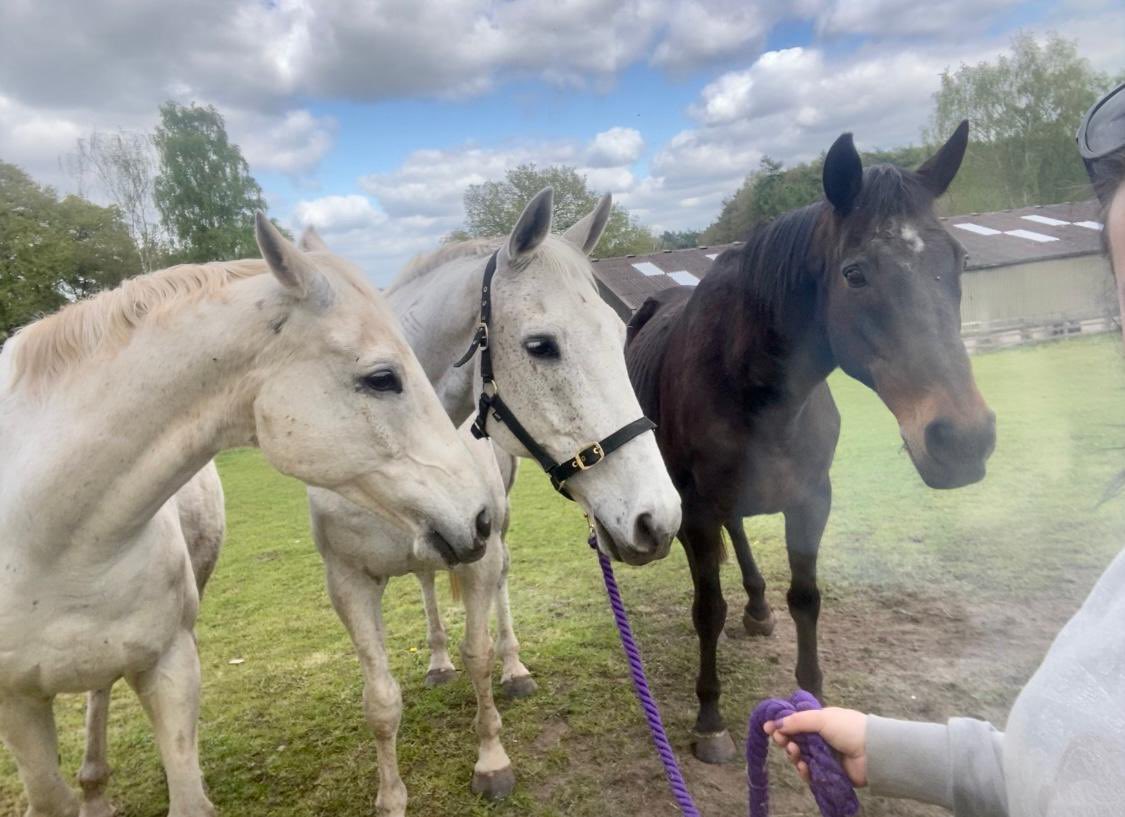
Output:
[572, 442, 605, 471]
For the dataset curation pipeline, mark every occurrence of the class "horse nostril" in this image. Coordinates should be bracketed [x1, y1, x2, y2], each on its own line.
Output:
[633, 512, 658, 554]
[925, 415, 995, 463]
[475, 507, 492, 541]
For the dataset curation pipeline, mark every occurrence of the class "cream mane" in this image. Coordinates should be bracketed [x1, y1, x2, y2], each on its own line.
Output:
[387, 238, 499, 294]
[11, 258, 268, 390]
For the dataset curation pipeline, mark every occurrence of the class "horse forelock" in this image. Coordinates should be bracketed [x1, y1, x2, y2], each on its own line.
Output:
[10, 258, 269, 392]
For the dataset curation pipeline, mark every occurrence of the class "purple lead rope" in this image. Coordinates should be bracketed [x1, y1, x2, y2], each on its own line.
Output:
[590, 530, 701, 817]
[590, 531, 859, 817]
[747, 692, 860, 817]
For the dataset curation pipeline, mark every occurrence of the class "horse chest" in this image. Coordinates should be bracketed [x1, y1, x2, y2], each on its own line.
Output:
[0, 529, 195, 695]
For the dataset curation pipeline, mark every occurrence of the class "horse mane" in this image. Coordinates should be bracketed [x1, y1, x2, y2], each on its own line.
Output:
[11, 258, 268, 390]
[387, 238, 499, 294]
[712, 163, 936, 324]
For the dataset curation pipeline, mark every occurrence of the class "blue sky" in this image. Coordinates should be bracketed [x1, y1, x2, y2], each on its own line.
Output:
[1, 0, 1121, 283]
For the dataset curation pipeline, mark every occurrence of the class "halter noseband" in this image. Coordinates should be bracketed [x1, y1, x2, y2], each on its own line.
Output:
[453, 250, 656, 500]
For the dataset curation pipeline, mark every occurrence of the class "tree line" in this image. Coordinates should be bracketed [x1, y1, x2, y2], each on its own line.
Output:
[2, 102, 268, 339]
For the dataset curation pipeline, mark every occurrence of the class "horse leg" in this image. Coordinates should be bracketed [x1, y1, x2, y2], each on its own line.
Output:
[77, 688, 114, 817]
[684, 512, 736, 764]
[784, 479, 831, 700]
[495, 541, 535, 699]
[417, 571, 458, 687]
[323, 558, 407, 817]
[458, 557, 515, 800]
[0, 694, 79, 817]
[124, 629, 214, 817]
[726, 519, 775, 637]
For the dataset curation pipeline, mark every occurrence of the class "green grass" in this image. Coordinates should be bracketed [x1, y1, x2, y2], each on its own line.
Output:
[4, 335, 1125, 816]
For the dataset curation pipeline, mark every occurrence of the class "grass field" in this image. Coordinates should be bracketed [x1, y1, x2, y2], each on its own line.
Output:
[5, 334, 1125, 816]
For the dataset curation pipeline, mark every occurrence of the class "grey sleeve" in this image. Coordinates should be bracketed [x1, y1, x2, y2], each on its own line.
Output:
[866, 715, 1008, 817]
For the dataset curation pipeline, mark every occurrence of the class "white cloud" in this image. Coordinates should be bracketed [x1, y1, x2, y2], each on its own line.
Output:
[294, 195, 386, 232]
[816, 0, 1022, 36]
[233, 110, 337, 177]
[586, 127, 645, 167]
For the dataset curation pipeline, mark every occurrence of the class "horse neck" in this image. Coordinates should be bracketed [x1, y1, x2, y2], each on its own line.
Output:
[2, 279, 274, 552]
[385, 256, 487, 418]
[701, 254, 835, 407]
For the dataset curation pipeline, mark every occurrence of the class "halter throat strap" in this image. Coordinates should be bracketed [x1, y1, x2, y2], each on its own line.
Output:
[453, 250, 656, 498]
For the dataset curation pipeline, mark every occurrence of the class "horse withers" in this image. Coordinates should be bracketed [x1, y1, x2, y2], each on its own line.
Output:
[625, 121, 995, 763]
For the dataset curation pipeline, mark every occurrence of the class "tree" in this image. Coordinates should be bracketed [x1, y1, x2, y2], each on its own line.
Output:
[659, 230, 702, 249]
[153, 102, 266, 263]
[67, 129, 164, 272]
[462, 164, 656, 257]
[0, 161, 140, 339]
[929, 32, 1111, 212]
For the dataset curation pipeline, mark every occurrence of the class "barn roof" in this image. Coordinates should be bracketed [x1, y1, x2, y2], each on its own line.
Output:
[591, 200, 1105, 316]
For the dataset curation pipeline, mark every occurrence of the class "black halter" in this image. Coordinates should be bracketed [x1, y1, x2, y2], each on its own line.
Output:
[453, 251, 656, 500]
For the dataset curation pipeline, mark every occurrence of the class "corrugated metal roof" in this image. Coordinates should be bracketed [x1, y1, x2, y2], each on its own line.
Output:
[591, 200, 1105, 316]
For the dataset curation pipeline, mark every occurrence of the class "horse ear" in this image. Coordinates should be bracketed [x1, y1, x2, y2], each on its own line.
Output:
[916, 119, 969, 198]
[823, 132, 864, 215]
[508, 187, 554, 261]
[562, 193, 612, 256]
[256, 212, 321, 298]
[299, 225, 330, 253]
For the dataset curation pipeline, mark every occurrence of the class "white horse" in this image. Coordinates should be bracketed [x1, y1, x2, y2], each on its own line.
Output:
[78, 461, 225, 817]
[306, 188, 683, 817]
[0, 215, 494, 817]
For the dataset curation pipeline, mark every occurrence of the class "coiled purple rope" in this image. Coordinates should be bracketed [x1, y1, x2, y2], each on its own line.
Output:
[590, 530, 859, 817]
[747, 691, 860, 817]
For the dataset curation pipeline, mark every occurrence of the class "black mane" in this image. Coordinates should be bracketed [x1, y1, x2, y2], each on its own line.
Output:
[704, 163, 937, 329]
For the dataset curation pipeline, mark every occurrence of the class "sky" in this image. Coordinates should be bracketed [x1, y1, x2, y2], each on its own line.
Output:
[1, 0, 1123, 284]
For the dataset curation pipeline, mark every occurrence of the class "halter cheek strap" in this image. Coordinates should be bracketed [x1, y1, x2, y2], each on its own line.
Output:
[453, 251, 656, 500]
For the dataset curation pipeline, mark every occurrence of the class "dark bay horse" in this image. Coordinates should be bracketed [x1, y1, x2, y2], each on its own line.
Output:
[625, 121, 996, 763]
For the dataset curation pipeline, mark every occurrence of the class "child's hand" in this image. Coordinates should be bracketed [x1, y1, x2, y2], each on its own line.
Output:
[763, 707, 868, 788]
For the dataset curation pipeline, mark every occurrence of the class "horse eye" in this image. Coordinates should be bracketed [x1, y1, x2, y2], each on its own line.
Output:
[360, 369, 402, 394]
[843, 265, 867, 288]
[523, 336, 560, 359]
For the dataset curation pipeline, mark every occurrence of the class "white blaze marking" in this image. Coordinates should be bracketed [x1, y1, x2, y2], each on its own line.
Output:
[901, 224, 925, 253]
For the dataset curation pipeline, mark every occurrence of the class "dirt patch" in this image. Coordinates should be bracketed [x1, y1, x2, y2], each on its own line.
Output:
[532, 569, 1097, 817]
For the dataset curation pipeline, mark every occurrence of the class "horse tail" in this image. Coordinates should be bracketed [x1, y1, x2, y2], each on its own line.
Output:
[448, 572, 462, 603]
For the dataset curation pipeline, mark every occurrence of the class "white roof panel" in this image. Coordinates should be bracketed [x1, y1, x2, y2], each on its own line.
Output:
[668, 270, 699, 286]
[1022, 214, 1070, 226]
[1004, 229, 1059, 243]
[953, 223, 1001, 236]
[631, 261, 665, 277]
[1074, 221, 1104, 231]
[705, 253, 719, 260]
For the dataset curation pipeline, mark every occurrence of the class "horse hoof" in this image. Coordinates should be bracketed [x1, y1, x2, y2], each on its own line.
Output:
[501, 674, 538, 699]
[742, 608, 776, 638]
[471, 765, 516, 800]
[691, 730, 738, 764]
[424, 668, 458, 687]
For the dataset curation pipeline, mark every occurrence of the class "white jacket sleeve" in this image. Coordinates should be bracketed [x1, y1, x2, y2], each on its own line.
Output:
[866, 715, 1008, 817]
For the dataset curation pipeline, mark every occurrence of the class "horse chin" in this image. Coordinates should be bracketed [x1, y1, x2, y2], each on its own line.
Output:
[903, 440, 988, 489]
[592, 518, 662, 567]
